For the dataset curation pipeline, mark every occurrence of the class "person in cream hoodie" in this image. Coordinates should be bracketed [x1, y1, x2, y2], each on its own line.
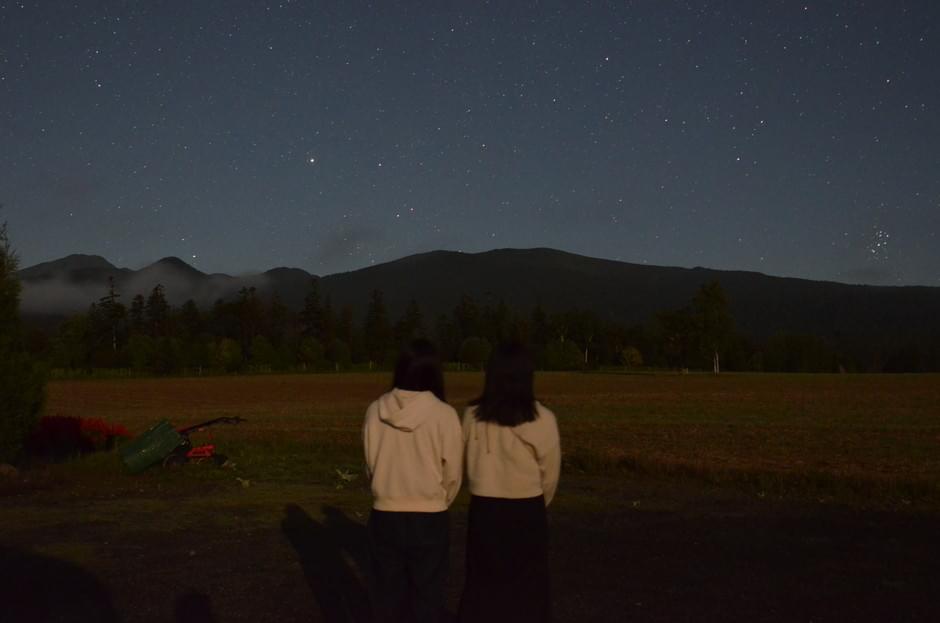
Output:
[363, 339, 463, 623]
[459, 342, 561, 623]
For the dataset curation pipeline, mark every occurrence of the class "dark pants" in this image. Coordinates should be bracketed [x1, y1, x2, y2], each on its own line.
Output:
[368, 509, 450, 623]
[459, 495, 550, 623]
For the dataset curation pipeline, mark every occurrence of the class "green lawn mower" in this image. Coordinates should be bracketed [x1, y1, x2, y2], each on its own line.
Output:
[119, 417, 245, 473]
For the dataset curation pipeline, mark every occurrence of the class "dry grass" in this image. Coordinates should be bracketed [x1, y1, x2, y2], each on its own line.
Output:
[35, 371, 940, 507]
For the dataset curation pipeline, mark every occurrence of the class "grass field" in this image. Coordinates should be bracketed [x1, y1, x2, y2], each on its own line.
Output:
[3, 372, 940, 622]
[28, 371, 940, 506]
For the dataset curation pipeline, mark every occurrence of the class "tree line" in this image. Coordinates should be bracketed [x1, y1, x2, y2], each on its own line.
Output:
[19, 276, 940, 375]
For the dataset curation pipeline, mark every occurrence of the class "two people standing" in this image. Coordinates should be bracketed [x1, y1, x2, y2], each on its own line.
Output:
[363, 340, 561, 623]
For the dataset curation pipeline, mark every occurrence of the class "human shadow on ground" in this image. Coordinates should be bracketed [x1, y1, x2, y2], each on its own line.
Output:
[174, 590, 217, 623]
[548, 505, 940, 622]
[282, 503, 372, 623]
[0, 545, 118, 623]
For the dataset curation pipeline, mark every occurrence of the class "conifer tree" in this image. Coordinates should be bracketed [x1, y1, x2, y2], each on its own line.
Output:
[178, 299, 203, 340]
[95, 276, 126, 352]
[0, 221, 46, 463]
[145, 284, 170, 337]
[320, 295, 336, 345]
[299, 280, 323, 339]
[363, 289, 390, 367]
[129, 294, 146, 334]
[453, 294, 480, 342]
[394, 298, 424, 344]
[267, 293, 289, 346]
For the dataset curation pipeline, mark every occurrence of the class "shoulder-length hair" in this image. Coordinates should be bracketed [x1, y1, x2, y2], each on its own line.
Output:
[392, 338, 446, 402]
[470, 342, 538, 426]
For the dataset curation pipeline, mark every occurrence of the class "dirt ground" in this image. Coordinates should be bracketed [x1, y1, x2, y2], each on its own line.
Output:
[5, 372, 939, 621]
[3, 475, 939, 623]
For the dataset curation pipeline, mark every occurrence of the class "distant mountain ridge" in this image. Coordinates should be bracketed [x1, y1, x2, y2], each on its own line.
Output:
[18, 254, 131, 283]
[17, 248, 940, 339]
[18, 254, 317, 318]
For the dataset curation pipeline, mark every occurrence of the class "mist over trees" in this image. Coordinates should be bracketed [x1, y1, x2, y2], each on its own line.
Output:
[17, 275, 940, 376]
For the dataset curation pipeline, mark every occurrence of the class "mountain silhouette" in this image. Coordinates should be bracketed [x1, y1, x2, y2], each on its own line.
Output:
[17, 248, 940, 340]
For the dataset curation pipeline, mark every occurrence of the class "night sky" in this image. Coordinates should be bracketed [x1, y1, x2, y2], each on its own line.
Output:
[3, 1, 938, 285]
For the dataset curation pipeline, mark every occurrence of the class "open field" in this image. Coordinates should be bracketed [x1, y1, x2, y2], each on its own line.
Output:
[3, 372, 940, 621]
[30, 371, 940, 506]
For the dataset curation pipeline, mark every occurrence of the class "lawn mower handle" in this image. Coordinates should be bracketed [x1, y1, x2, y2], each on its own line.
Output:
[177, 416, 246, 435]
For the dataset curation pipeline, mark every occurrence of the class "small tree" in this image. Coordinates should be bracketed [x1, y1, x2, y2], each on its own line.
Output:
[620, 346, 644, 370]
[691, 281, 734, 374]
[0, 221, 46, 463]
[326, 338, 352, 371]
[212, 338, 244, 373]
[297, 336, 325, 370]
[251, 335, 279, 370]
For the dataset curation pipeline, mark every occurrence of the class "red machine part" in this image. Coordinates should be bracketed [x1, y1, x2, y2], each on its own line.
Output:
[186, 445, 215, 459]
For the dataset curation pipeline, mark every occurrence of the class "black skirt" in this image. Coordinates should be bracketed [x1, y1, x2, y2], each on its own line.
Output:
[459, 495, 550, 623]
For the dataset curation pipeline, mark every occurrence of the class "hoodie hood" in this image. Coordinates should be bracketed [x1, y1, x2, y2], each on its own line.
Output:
[376, 389, 439, 432]
[510, 402, 552, 450]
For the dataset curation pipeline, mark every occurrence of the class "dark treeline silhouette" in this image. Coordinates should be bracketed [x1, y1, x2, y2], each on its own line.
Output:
[1, 219, 47, 463]
[20, 277, 940, 375]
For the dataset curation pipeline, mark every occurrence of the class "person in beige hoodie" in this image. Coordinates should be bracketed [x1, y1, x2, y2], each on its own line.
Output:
[363, 339, 463, 623]
[459, 342, 561, 623]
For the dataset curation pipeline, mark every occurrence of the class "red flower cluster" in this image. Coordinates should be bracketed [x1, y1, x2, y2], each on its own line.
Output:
[79, 417, 131, 443]
[28, 415, 131, 460]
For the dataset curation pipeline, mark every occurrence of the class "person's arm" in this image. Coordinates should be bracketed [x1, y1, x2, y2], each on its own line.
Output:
[362, 406, 373, 481]
[537, 412, 561, 506]
[441, 410, 464, 506]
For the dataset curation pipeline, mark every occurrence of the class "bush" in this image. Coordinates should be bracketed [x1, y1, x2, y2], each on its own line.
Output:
[620, 346, 644, 369]
[211, 338, 244, 372]
[0, 352, 46, 463]
[26, 415, 130, 461]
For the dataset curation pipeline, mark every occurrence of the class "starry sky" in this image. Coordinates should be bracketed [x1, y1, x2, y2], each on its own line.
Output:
[2, 1, 939, 285]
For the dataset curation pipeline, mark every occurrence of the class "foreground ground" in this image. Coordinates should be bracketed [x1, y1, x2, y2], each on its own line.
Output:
[2, 372, 939, 622]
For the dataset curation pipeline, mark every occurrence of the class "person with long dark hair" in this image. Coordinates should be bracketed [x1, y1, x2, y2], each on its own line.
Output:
[363, 339, 463, 623]
[459, 342, 561, 623]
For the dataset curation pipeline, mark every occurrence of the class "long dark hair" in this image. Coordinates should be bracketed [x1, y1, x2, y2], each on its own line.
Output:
[470, 342, 538, 426]
[392, 339, 446, 402]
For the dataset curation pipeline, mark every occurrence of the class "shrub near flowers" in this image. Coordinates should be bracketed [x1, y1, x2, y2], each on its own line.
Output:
[27, 415, 131, 461]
